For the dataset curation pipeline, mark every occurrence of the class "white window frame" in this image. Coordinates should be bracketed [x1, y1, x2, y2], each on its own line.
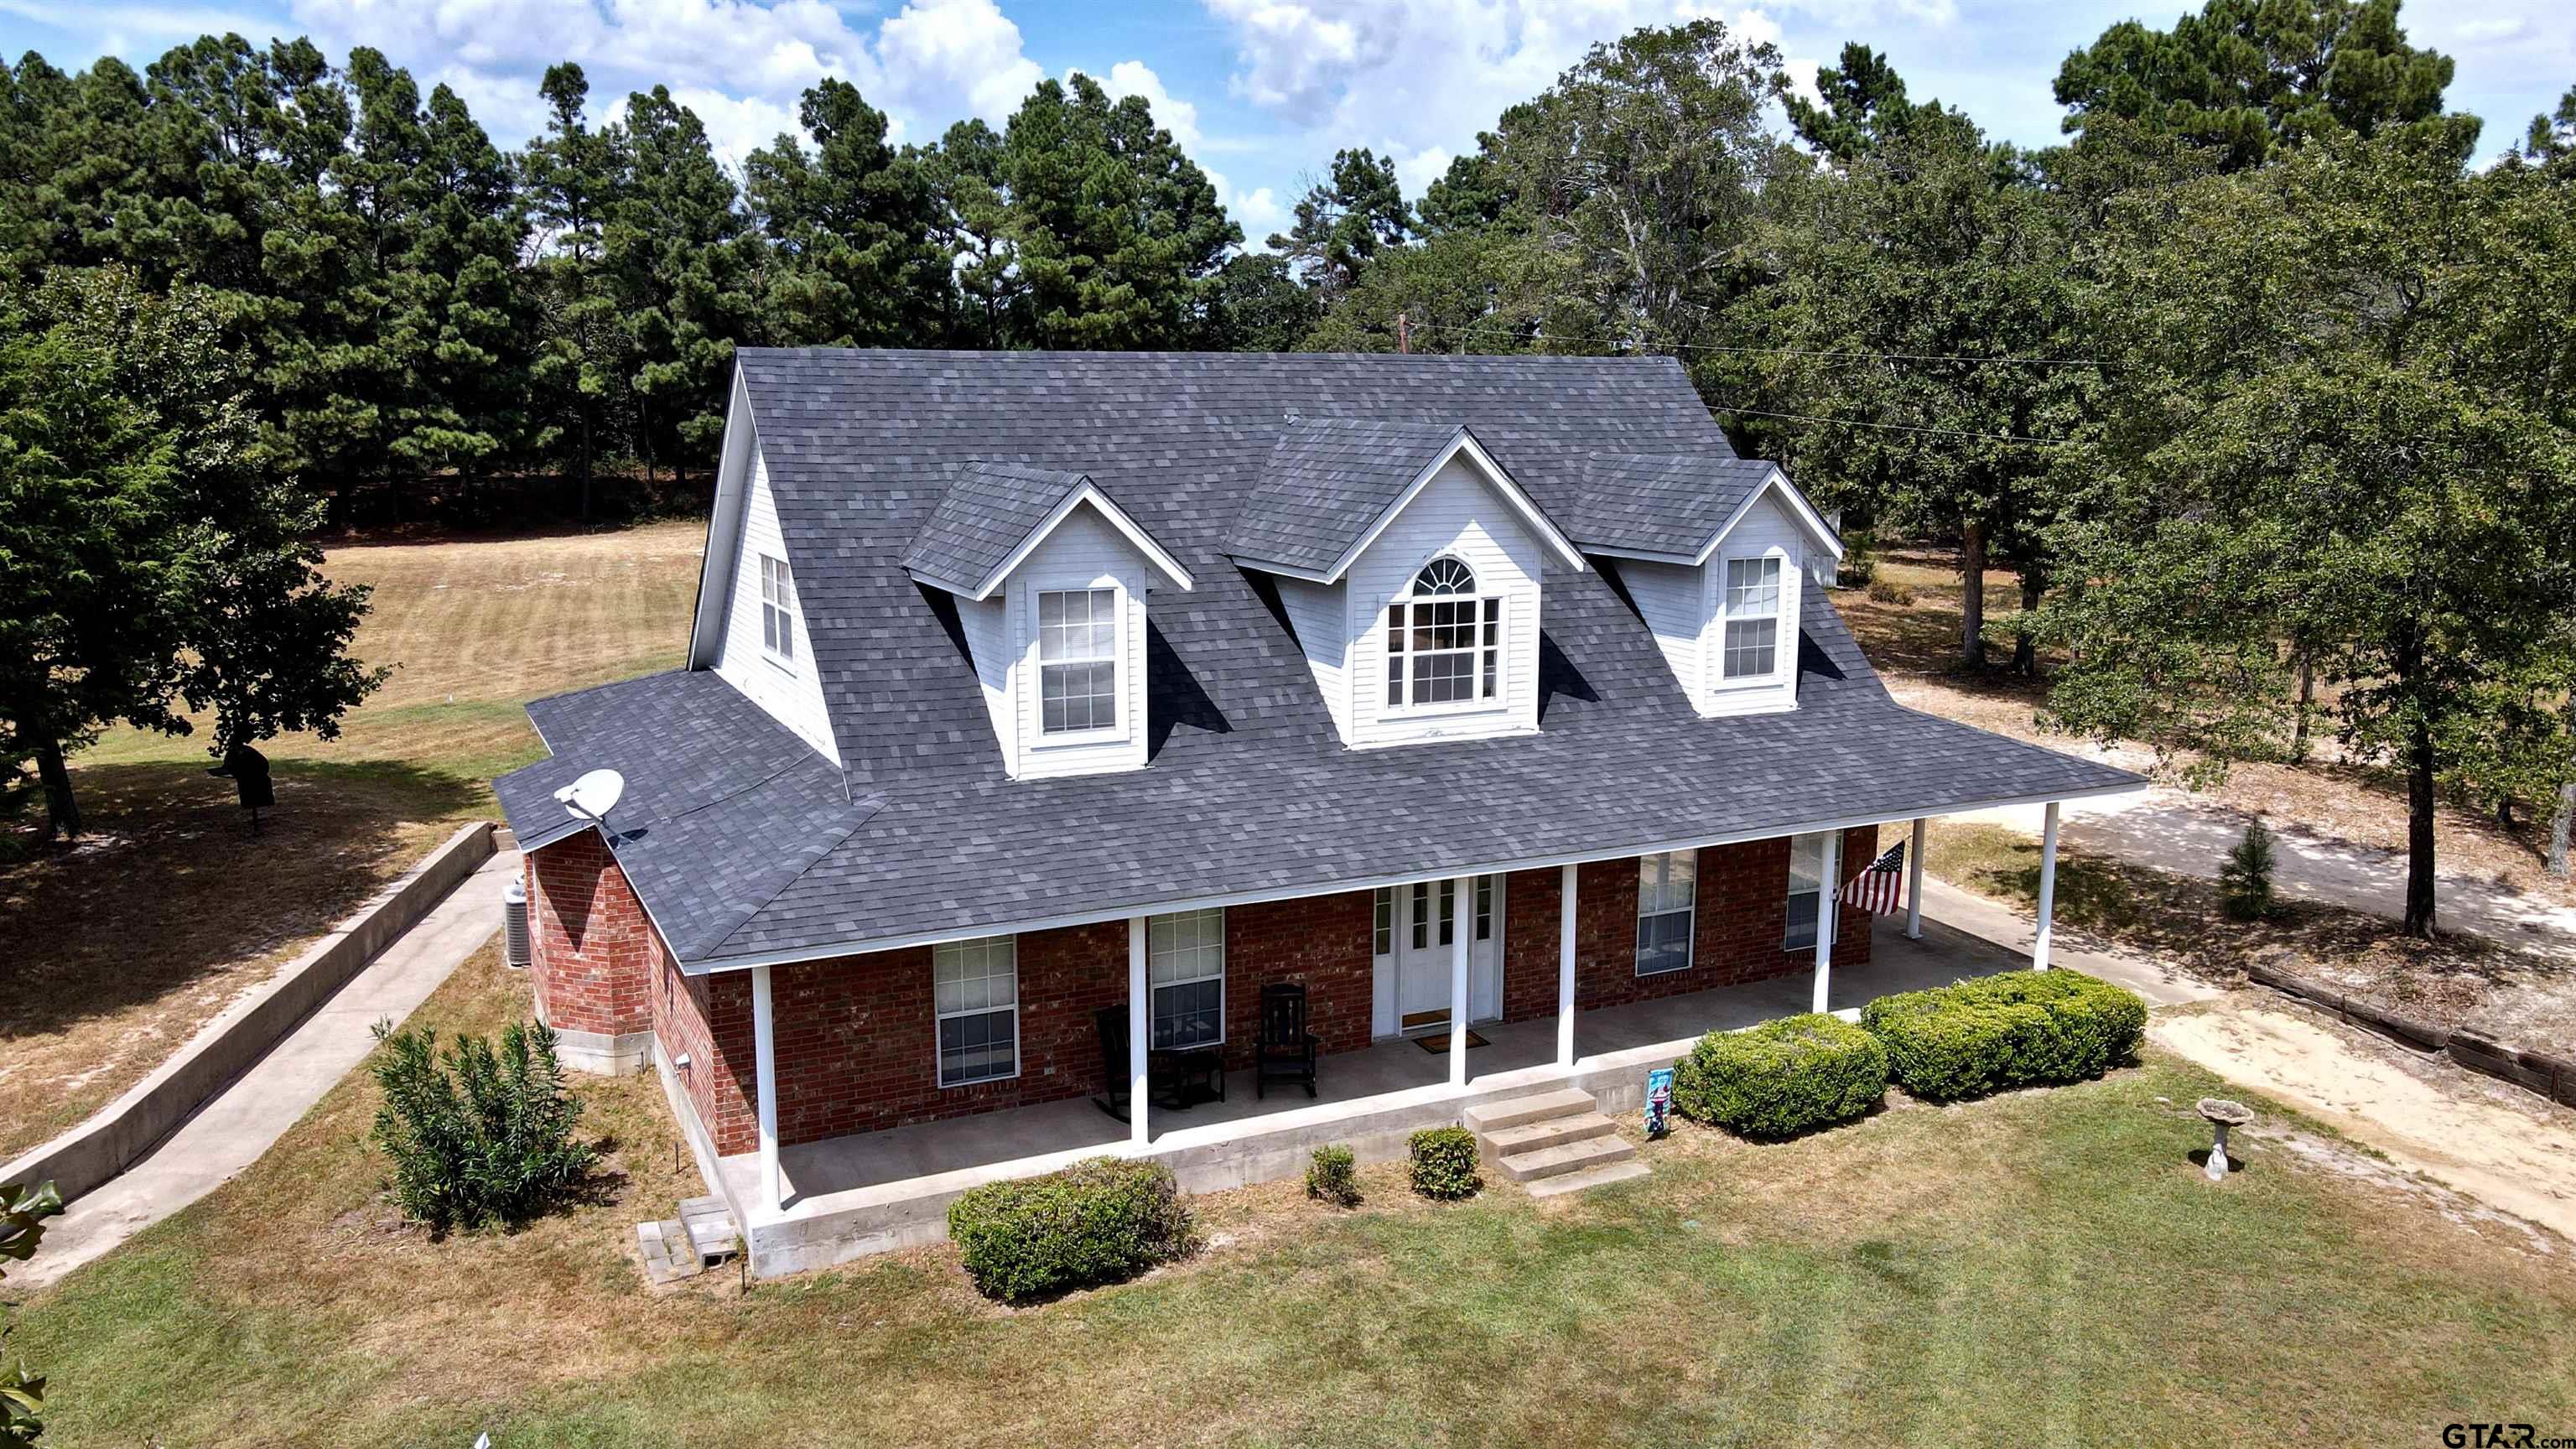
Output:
[1636, 849, 1696, 976]
[932, 935, 1019, 1088]
[1407, 878, 1457, 951]
[1784, 833, 1841, 952]
[759, 553, 797, 668]
[1713, 550, 1786, 686]
[1147, 907, 1226, 1051]
[1029, 579, 1128, 745]
[1373, 887, 1394, 957]
[1384, 557, 1503, 717]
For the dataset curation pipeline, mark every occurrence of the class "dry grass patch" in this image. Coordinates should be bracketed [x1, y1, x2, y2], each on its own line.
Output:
[1927, 819, 2576, 1051]
[0, 522, 705, 1160]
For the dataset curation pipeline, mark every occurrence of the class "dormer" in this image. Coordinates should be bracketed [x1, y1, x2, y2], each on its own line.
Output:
[1229, 420, 1587, 749]
[904, 462, 1194, 779]
[1567, 454, 1843, 719]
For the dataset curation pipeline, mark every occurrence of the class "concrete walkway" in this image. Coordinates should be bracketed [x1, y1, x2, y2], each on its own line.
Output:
[16, 849, 519, 1291]
[1954, 792, 2576, 956]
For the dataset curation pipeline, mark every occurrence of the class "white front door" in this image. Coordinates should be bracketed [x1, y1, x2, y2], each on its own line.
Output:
[1374, 875, 1503, 1035]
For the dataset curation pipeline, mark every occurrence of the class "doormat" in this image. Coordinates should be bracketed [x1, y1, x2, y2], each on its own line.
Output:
[1413, 1030, 1489, 1053]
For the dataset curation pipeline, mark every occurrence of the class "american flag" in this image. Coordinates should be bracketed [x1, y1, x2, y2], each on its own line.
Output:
[1836, 841, 1908, 916]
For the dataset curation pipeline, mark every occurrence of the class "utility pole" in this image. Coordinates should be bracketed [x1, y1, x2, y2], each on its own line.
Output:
[1396, 311, 1410, 354]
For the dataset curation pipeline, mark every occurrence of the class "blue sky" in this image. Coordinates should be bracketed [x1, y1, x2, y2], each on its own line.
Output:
[6, 0, 2568, 244]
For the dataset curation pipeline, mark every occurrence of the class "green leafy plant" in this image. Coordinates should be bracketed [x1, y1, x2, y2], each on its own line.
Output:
[367, 1020, 595, 1235]
[1408, 1126, 1482, 1201]
[2219, 818, 2278, 922]
[2, 1180, 63, 1446]
[947, 1156, 1198, 1302]
[1306, 1144, 1361, 1208]
[1672, 1014, 1889, 1139]
[1860, 971, 2147, 1103]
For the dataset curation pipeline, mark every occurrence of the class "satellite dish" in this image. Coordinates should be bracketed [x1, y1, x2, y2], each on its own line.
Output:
[554, 768, 626, 826]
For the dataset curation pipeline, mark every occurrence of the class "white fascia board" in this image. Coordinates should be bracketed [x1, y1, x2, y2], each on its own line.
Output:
[685, 371, 757, 667]
[1317, 427, 1590, 584]
[949, 480, 1196, 601]
[1690, 470, 1846, 567]
[674, 776, 2147, 975]
[1224, 553, 1337, 584]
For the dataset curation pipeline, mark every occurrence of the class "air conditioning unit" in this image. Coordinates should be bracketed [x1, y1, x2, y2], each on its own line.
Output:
[503, 876, 532, 969]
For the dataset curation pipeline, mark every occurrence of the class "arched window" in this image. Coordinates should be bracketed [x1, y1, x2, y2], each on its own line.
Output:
[1386, 557, 1500, 710]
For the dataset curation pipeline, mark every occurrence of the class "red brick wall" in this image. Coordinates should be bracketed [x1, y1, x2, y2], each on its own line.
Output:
[525, 834, 650, 1038]
[1498, 826, 1880, 1021]
[1222, 891, 1375, 1069]
[652, 930, 757, 1155]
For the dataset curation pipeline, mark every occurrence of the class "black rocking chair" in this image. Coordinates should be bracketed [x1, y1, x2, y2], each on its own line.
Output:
[1255, 982, 1320, 1099]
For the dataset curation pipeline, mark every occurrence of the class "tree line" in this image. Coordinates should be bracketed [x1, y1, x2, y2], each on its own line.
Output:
[4, 1, 2573, 933]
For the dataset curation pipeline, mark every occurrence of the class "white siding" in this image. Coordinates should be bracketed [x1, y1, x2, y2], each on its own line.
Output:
[1275, 576, 1352, 745]
[1006, 502, 1154, 779]
[1345, 455, 1545, 748]
[712, 447, 841, 764]
[1622, 558, 1706, 705]
[1701, 491, 1805, 719]
[958, 592, 1017, 769]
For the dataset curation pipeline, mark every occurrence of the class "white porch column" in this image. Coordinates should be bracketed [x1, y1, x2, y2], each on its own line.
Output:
[751, 963, 780, 1212]
[1555, 863, 1578, 1070]
[1128, 916, 1150, 1146]
[2033, 801, 2061, 971]
[1810, 833, 1840, 1015]
[1904, 817, 1927, 941]
[1449, 875, 1472, 1089]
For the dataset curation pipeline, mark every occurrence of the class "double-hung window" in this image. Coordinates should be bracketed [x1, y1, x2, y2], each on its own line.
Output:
[1720, 555, 1782, 681]
[1784, 833, 1839, 951]
[1636, 850, 1696, 975]
[934, 936, 1017, 1087]
[759, 553, 797, 664]
[1148, 907, 1225, 1050]
[1037, 587, 1119, 735]
[1386, 558, 1500, 710]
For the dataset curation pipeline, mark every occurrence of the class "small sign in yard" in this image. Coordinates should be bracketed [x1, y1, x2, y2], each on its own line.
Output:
[1644, 1067, 1674, 1139]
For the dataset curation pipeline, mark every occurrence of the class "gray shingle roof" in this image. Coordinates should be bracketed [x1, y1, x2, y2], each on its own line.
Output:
[1227, 418, 1467, 574]
[898, 461, 1095, 593]
[496, 349, 2140, 970]
[1565, 453, 1800, 558]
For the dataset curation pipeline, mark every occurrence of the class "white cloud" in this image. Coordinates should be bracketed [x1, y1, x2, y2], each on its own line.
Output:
[1077, 58, 1202, 148]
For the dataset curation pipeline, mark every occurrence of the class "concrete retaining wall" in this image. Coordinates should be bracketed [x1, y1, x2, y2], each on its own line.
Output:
[2, 820, 498, 1204]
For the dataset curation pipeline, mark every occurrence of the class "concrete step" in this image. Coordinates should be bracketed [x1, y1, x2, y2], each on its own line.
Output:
[1462, 1088, 1597, 1135]
[1480, 1110, 1618, 1160]
[1524, 1158, 1654, 1198]
[1496, 1132, 1636, 1183]
[680, 1194, 739, 1261]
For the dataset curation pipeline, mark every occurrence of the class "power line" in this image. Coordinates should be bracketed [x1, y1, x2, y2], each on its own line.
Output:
[1403, 318, 2106, 368]
[1709, 405, 2075, 446]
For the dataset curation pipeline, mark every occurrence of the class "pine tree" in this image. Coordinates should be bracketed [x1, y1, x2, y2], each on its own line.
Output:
[922, 119, 1021, 346]
[745, 79, 949, 348]
[520, 63, 626, 517]
[606, 86, 754, 490]
[2219, 819, 2278, 921]
[1270, 147, 1410, 302]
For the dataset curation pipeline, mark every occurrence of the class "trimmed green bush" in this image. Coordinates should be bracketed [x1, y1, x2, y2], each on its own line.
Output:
[1670, 1012, 1889, 1139]
[1306, 1144, 1361, 1208]
[946, 1156, 1197, 1302]
[1860, 970, 2148, 1102]
[1408, 1126, 1481, 1201]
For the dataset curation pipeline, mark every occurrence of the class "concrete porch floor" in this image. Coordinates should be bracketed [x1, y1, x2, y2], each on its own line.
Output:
[714, 911, 2037, 1275]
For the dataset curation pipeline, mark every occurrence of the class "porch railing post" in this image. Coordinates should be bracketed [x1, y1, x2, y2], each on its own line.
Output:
[1128, 916, 1150, 1146]
[1905, 817, 1927, 941]
[1810, 834, 1839, 1015]
[1555, 862, 1578, 1070]
[2034, 802, 2061, 971]
[752, 963, 780, 1212]
[1449, 875, 1472, 1089]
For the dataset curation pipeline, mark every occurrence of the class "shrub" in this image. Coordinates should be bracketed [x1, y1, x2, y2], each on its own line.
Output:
[1408, 1126, 1481, 1201]
[1671, 1013, 1888, 1139]
[947, 1156, 1197, 1302]
[1867, 577, 1916, 606]
[2220, 819, 2277, 921]
[1306, 1144, 1361, 1208]
[368, 1020, 595, 1234]
[1860, 971, 2148, 1103]
[1838, 543, 1877, 588]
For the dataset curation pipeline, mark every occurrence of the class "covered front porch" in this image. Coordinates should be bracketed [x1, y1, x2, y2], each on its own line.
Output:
[709, 821, 2070, 1279]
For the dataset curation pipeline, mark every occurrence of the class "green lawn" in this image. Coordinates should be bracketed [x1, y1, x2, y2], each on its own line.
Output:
[11, 946, 2572, 1446]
